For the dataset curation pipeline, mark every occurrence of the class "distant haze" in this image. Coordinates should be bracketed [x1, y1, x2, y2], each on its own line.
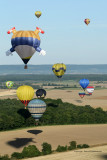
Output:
[0, 64, 107, 75]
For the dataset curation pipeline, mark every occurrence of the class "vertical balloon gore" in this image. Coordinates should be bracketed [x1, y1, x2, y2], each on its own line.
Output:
[24, 64, 28, 69]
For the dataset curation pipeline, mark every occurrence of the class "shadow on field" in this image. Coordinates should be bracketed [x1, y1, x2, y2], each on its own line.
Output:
[47, 103, 58, 108]
[17, 109, 31, 119]
[7, 138, 36, 148]
[75, 100, 82, 103]
[27, 130, 43, 135]
[100, 154, 107, 160]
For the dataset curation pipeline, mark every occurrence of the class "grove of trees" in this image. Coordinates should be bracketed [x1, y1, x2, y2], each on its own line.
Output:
[0, 98, 107, 131]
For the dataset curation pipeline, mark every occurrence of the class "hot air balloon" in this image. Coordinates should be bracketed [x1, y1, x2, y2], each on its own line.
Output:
[36, 89, 46, 98]
[78, 91, 85, 98]
[6, 81, 14, 89]
[6, 27, 46, 69]
[28, 99, 46, 125]
[35, 11, 42, 19]
[16, 85, 34, 109]
[79, 79, 89, 91]
[86, 86, 94, 95]
[84, 18, 90, 25]
[52, 63, 66, 78]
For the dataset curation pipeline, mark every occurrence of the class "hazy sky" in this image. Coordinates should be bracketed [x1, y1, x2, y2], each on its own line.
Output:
[0, 0, 107, 65]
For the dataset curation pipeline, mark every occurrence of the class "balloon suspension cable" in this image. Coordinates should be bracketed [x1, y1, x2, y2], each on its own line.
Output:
[59, 78, 61, 88]
[24, 65, 28, 69]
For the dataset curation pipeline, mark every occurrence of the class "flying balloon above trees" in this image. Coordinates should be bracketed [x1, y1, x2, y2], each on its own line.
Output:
[6, 27, 46, 69]
[36, 89, 46, 98]
[16, 85, 34, 109]
[52, 63, 66, 78]
[28, 99, 47, 125]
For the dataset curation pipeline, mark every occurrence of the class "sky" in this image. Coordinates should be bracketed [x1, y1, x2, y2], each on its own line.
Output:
[0, 0, 107, 65]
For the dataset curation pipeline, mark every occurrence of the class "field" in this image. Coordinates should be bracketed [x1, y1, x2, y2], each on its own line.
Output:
[0, 77, 107, 159]
[24, 145, 107, 160]
[0, 124, 107, 156]
[0, 87, 107, 111]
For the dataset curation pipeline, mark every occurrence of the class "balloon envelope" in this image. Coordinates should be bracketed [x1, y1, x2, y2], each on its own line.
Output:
[7, 27, 44, 69]
[6, 81, 14, 89]
[84, 19, 90, 25]
[36, 89, 46, 98]
[52, 63, 66, 78]
[79, 79, 89, 90]
[35, 11, 42, 18]
[78, 92, 85, 98]
[16, 85, 34, 108]
[86, 86, 94, 95]
[28, 99, 46, 122]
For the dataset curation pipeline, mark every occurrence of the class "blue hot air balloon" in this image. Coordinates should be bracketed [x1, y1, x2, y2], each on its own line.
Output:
[79, 79, 89, 90]
[27, 99, 46, 125]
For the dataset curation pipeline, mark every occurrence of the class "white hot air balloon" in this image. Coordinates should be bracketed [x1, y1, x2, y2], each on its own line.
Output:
[86, 86, 94, 95]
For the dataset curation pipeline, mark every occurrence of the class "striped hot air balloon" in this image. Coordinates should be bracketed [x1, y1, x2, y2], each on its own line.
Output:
[86, 86, 94, 95]
[52, 63, 66, 78]
[28, 99, 47, 125]
[78, 91, 85, 98]
[6, 27, 46, 69]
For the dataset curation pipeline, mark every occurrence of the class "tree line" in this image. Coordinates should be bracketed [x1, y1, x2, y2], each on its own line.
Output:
[0, 141, 90, 160]
[0, 98, 107, 131]
[0, 74, 107, 82]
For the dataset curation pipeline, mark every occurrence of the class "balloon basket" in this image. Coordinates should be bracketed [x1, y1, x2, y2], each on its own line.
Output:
[35, 122, 38, 126]
[24, 65, 27, 69]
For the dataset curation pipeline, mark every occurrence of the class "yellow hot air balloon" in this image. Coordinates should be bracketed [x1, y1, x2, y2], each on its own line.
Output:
[16, 85, 34, 109]
[52, 63, 66, 78]
[35, 11, 42, 19]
